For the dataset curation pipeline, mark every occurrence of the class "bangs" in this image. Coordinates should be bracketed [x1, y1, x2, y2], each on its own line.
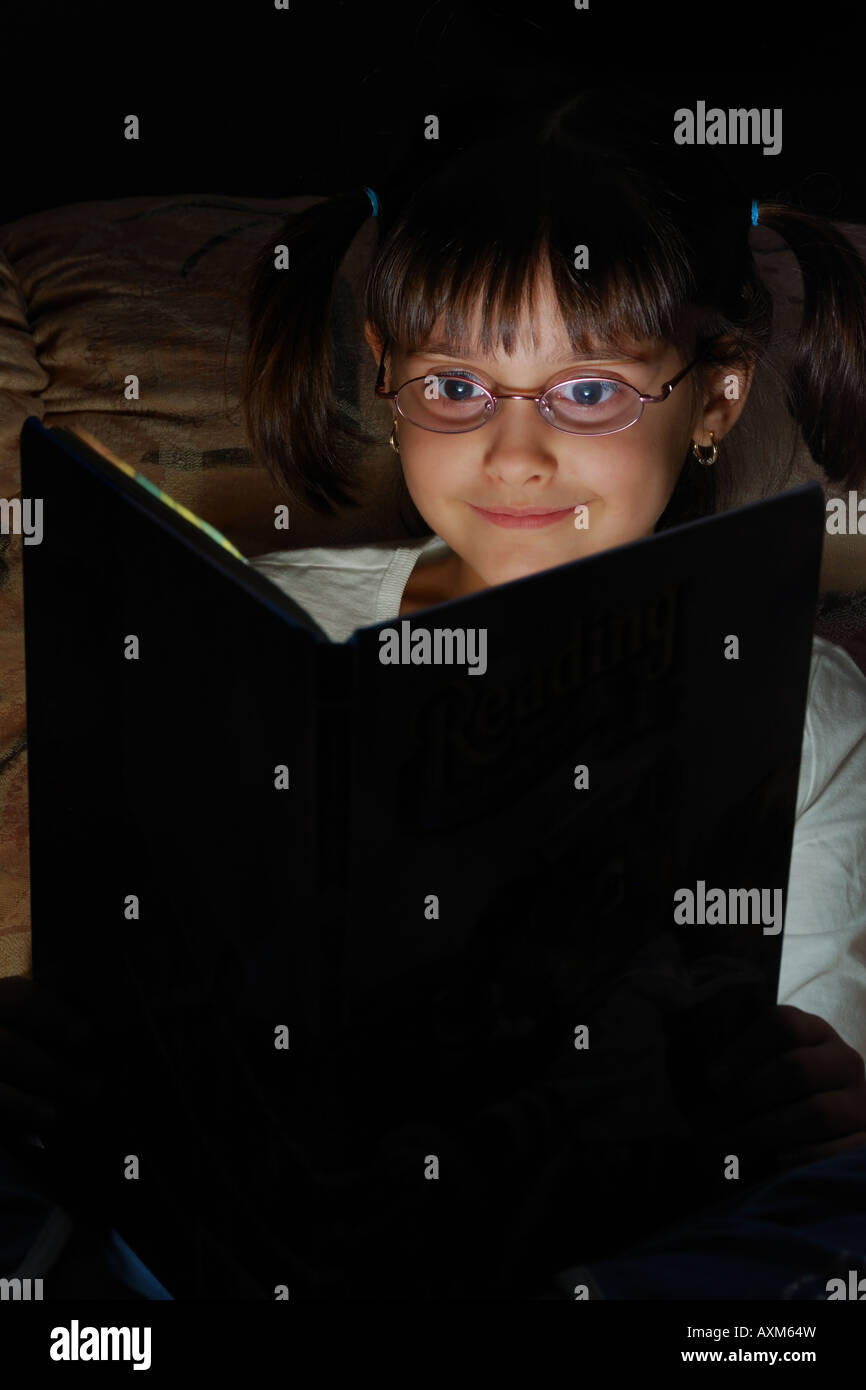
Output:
[365, 170, 698, 364]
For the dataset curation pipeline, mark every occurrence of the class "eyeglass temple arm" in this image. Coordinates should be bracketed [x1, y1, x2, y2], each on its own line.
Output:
[639, 356, 701, 403]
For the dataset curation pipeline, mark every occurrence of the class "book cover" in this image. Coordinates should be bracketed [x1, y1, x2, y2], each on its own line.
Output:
[20, 416, 825, 1297]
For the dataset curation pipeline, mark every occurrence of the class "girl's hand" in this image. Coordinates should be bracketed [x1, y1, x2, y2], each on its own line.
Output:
[0, 974, 102, 1152]
[702, 1004, 866, 1169]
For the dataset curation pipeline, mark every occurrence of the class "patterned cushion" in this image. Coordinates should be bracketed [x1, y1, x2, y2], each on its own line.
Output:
[0, 193, 400, 975]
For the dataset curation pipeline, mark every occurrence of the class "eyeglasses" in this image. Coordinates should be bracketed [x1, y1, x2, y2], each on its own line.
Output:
[374, 339, 700, 437]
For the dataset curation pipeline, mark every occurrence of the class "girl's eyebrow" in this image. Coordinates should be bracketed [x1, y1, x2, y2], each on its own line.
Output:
[411, 340, 649, 364]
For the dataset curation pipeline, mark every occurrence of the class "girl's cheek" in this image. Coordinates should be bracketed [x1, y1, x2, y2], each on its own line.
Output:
[405, 453, 460, 493]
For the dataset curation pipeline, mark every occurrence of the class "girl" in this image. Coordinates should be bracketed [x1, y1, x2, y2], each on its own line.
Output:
[241, 85, 866, 1073]
[2, 85, 866, 1298]
[239, 85, 866, 1290]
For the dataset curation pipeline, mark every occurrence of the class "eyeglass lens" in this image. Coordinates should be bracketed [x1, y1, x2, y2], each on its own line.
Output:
[396, 374, 643, 434]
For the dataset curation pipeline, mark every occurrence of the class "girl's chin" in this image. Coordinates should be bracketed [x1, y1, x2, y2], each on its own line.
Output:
[473, 550, 587, 586]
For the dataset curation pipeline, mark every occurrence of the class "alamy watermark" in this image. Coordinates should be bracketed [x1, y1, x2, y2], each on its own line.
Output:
[674, 102, 782, 156]
[826, 1270, 866, 1298]
[826, 491, 866, 533]
[0, 1276, 43, 1300]
[49, 1320, 151, 1370]
[674, 880, 783, 934]
[0, 497, 42, 545]
[378, 620, 487, 676]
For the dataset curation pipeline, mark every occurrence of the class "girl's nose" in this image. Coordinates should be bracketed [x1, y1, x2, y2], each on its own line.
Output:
[481, 403, 559, 477]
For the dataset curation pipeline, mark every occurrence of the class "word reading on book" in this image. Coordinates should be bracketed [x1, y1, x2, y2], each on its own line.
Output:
[0, 496, 42, 544]
[379, 621, 487, 675]
[415, 579, 682, 789]
[826, 491, 866, 533]
[673, 881, 783, 934]
[673, 102, 782, 156]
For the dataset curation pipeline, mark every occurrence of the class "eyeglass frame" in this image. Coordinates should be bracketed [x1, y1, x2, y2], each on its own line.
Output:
[373, 338, 703, 438]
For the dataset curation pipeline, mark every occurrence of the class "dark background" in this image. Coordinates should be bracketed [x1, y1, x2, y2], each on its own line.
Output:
[1, 0, 864, 227]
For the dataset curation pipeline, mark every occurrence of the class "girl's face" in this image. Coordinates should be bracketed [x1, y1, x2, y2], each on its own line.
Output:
[366, 276, 751, 593]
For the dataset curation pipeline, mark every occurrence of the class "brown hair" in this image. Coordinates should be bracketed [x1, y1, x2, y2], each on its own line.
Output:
[241, 86, 866, 532]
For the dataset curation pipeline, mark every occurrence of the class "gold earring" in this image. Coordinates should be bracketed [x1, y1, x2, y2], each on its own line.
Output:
[690, 431, 718, 466]
[389, 419, 400, 455]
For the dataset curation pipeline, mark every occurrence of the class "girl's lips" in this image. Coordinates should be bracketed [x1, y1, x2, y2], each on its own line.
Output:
[469, 503, 586, 529]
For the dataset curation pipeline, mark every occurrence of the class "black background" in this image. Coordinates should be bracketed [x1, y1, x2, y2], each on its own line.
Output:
[5, 0, 866, 1326]
[1, 0, 863, 227]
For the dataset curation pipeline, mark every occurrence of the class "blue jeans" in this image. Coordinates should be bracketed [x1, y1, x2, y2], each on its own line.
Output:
[549, 1145, 866, 1299]
[0, 1140, 172, 1299]
[3, 1137, 866, 1300]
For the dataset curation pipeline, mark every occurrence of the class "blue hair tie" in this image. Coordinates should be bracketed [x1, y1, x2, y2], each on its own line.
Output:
[751, 199, 759, 227]
[362, 186, 379, 217]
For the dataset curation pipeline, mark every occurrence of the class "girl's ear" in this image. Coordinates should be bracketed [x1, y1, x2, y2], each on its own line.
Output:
[363, 321, 385, 365]
[696, 355, 756, 444]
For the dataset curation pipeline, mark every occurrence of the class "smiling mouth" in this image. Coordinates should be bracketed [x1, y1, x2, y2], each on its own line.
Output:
[469, 502, 590, 529]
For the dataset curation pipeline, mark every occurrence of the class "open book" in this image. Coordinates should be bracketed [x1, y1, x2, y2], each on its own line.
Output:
[20, 417, 825, 1298]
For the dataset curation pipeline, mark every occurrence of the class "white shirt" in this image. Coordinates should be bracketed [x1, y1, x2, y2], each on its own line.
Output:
[251, 534, 449, 643]
[250, 538, 866, 1062]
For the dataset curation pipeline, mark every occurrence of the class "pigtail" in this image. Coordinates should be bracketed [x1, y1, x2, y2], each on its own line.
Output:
[756, 203, 866, 489]
[241, 188, 379, 515]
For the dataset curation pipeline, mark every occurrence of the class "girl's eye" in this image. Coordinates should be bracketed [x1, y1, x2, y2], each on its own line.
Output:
[558, 379, 623, 408]
[440, 374, 486, 402]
